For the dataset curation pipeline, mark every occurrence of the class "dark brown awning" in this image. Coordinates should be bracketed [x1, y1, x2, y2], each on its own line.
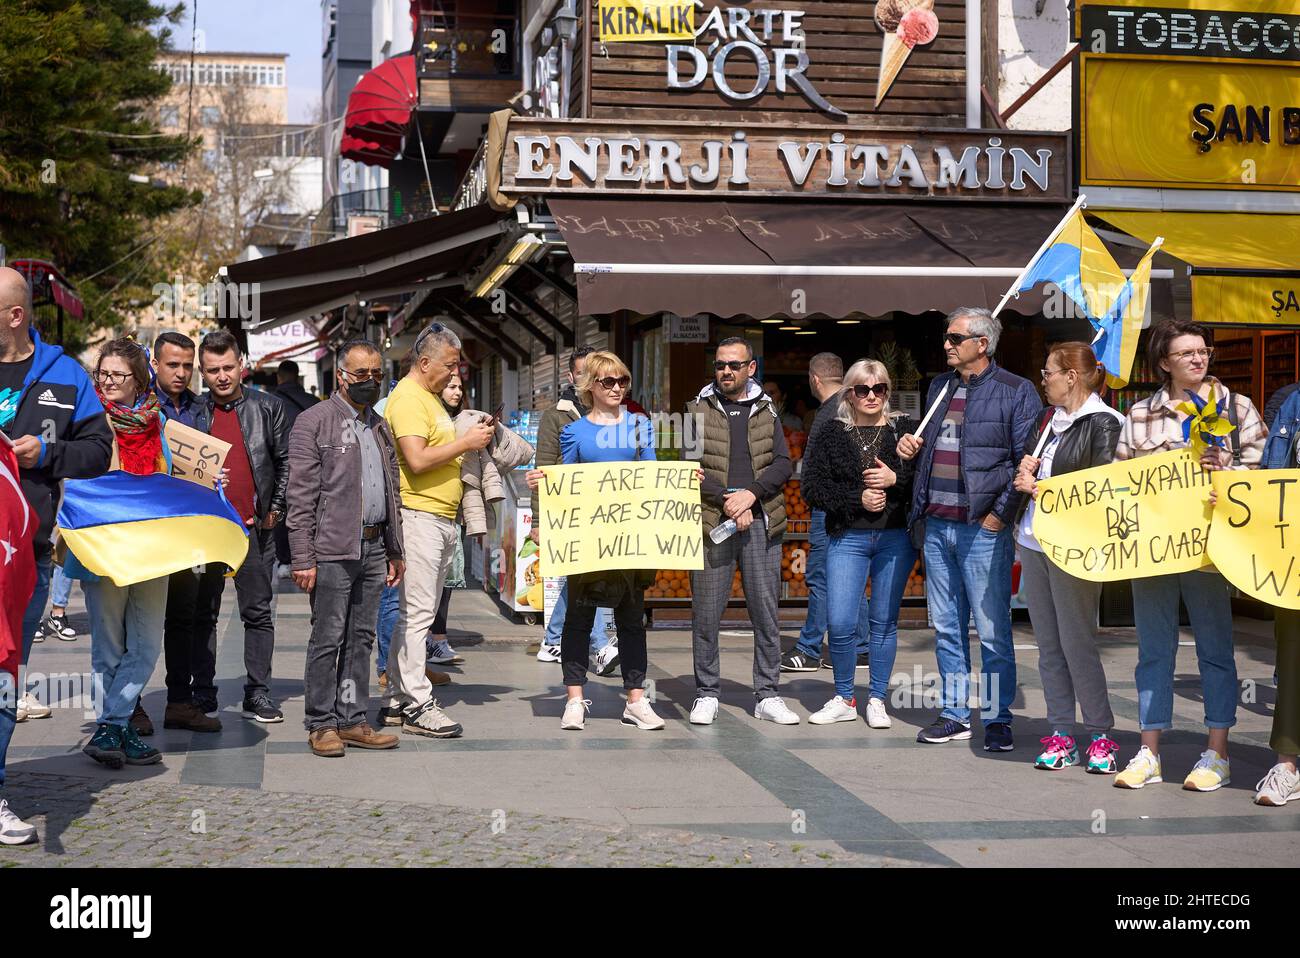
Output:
[223, 203, 510, 333]
[548, 199, 1075, 319]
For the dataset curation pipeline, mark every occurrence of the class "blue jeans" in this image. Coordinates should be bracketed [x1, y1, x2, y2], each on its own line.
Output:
[376, 583, 399, 676]
[923, 517, 1017, 726]
[49, 564, 73, 609]
[796, 510, 870, 658]
[543, 578, 610, 651]
[85, 576, 168, 727]
[0, 556, 51, 789]
[826, 528, 915, 701]
[1131, 571, 1238, 731]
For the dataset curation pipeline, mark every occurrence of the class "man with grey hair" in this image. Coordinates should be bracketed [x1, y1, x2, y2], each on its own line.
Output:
[897, 306, 1040, 752]
[381, 323, 492, 738]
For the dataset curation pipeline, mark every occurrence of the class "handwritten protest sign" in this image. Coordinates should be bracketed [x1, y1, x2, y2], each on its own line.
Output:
[1031, 449, 1212, 582]
[1210, 469, 1300, 608]
[537, 462, 703, 577]
[164, 420, 230, 489]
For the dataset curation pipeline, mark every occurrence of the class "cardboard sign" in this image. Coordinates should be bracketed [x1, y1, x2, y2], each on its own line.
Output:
[164, 420, 230, 489]
[666, 314, 709, 342]
[1031, 449, 1213, 582]
[537, 462, 703, 576]
[1210, 469, 1300, 608]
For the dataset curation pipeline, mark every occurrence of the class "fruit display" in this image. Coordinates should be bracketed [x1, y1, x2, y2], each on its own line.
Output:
[783, 479, 810, 523]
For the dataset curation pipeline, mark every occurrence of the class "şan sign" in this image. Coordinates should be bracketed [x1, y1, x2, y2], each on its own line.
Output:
[1079, 0, 1300, 191]
[502, 118, 1069, 202]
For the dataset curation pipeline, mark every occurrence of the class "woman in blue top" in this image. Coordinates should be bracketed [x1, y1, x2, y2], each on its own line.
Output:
[555, 351, 664, 732]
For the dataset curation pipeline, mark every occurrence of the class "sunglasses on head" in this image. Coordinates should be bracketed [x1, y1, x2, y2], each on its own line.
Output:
[413, 322, 448, 354]
[595, 375, 630, 390]
[714, 360, 749, 372]
[943, 332, 983, 347]
[852, 383, 889, 398]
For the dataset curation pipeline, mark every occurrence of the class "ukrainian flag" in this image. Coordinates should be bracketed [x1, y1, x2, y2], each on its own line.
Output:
[57, 472, 249, 587]
[1007, 204, 1162, 388]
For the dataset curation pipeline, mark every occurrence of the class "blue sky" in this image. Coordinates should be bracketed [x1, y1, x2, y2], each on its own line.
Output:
[169, 0, 323, 122]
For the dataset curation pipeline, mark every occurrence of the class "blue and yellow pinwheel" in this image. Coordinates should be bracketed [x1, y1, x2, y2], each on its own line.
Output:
[1177, 386, 1236, 461]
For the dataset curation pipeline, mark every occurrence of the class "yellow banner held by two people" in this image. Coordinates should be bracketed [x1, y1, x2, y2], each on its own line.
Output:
[597, 0, 695, 43]
[537, 461, 704, 578]
[1210, 469, 1300, 609]
[1031, 449, 1213, 582]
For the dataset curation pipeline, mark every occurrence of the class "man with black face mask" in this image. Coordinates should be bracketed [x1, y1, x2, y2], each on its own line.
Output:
[286, 339, 406, 757]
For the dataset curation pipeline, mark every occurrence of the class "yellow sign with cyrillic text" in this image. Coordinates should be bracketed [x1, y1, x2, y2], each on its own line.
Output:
[597, 0, 694, 43]
[1210, 469, 1300, 608]
[537, 461, 703, 577]
[1031, 449, 1213, 582]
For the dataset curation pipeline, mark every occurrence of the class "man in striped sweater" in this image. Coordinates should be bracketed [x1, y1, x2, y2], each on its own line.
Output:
[898, 307, 1041, 753]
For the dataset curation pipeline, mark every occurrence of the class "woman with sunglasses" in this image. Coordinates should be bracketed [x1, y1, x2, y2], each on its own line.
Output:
[555, 351, 663, 731]
[1012, 343, 1124, 773]
[801, 360, 916, 728]
[1112, 319, 1267, 792]
[73, 339, 169, 768]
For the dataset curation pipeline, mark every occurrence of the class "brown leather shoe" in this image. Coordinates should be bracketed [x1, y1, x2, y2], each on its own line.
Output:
[129, 701, 154, 736]
[337, 724, 399, 750]
[378, 671, 388, 691]
[163, 702, 222, 733]
[309, 727, 346, 757]
[426, 668, 451, 686]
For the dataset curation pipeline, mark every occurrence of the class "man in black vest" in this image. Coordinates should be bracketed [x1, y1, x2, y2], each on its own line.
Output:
[685, 337, 799, 726]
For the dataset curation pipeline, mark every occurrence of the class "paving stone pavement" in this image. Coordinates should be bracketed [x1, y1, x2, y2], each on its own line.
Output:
[1, 772, 878, 867]
[3, 579, 1296, 868]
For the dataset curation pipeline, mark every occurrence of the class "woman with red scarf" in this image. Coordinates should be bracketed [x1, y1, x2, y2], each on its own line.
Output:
[74, 339, 170, 769]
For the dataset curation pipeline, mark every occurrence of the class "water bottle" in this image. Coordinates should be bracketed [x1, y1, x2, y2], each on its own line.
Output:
[709, 518, 737, 544]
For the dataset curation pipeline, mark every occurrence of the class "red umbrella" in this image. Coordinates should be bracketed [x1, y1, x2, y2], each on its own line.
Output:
[341, 133, 398, 169]
[344, 54, 417, 136]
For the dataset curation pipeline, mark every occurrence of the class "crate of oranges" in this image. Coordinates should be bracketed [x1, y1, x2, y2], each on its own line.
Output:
[646, 568, 692, 600]
[783, 479, 810, 524]
[784, 427, 807, 463]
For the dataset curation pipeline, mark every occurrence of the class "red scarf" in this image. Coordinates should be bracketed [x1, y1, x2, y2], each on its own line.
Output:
[98, 389, 165, 476]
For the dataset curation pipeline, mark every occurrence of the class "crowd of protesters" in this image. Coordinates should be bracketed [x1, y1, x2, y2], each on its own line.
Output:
[1, 258, 1297, 844]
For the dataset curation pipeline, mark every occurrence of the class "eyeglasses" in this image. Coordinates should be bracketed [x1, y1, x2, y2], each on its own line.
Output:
[1040, 368, 1066, 379]
[595, 375, 631, 391]
[943, 332, 984, 347]
[852, 383, 889, 398]
[94, 370, 132, 385]
[341, 367, 384, 383]
[1169, 347, 1214, 363]
[714, 360, 750, 372]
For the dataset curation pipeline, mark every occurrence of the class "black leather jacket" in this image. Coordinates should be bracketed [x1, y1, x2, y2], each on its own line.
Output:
[1015, 409, 1122, 524]
[194, 387, 290, 521]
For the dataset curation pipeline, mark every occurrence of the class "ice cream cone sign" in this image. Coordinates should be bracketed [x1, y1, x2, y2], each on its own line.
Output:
[873, 0, 940, 108]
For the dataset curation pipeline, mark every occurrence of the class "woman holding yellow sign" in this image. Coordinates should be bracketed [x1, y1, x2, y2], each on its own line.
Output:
[1013, 343, 1124, 774]
[1111, 319, 1266, 793]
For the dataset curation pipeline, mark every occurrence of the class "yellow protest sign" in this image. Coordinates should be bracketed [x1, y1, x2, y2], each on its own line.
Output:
[1031, 449, 1213, 582]
[537, 461, 703, 577]
[1210, 469, 1300, 609]
[597, 0, 694, 43]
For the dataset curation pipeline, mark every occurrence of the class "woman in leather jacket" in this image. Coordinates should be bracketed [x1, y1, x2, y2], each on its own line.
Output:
[1012, 342, 1124, 775]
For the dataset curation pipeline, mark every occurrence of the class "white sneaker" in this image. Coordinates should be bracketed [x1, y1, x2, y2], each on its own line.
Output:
[536, 643, 562, 663]
[593, 641, 621, 677]
[622, 697, 665, 730]
[1255, 763, 1300, 806]
[808, 696, 859, 725]
[561, 698, 591, 731]
[19, 692, 51, 721]
[865, 697, 891, 729]
[754, 696, 800, 725]
[690, 696, 719, 725]
[0, 799, 37, 846]
[427, 639, 464, 665]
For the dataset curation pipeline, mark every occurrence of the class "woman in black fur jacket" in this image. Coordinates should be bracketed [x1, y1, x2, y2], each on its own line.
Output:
[801, 359, 917, 730]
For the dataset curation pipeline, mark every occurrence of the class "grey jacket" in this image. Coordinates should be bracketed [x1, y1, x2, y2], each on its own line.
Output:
[286, 391, 404, 569]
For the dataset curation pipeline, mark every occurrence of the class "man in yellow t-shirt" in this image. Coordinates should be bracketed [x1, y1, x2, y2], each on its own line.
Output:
[382, 323, 492, 738]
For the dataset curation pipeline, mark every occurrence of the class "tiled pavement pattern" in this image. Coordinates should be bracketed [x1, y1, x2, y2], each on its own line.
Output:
[4, 580, 1296, 867]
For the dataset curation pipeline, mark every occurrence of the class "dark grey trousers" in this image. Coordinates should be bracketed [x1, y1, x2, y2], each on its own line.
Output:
[690, 523, 782, 701]
[1020, 546, 1114, 735]
[303, 537, 388, 732]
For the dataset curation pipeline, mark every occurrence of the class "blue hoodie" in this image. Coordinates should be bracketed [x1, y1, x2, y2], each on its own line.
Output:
[1, 328, 113, 556]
